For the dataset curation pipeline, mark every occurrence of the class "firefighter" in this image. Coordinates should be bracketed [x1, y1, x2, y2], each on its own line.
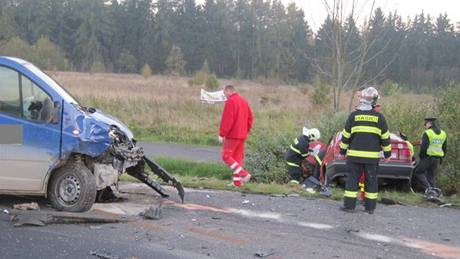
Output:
[339, 87, 391, 214]
[219, 85, 254, 187]
[413, 118, 447, 196]
[285, 127, 321, 185]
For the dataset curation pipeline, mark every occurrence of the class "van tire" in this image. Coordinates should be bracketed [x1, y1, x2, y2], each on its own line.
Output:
[48, 163, 97, 212]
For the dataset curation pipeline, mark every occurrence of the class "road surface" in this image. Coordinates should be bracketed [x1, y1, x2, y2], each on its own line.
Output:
[1, 183, 459, 259]
[139, 141, 221, 163]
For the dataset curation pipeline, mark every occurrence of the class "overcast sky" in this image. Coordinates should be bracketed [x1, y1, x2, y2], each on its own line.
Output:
[196, 0, 460, 31]
[289, 0, 460, 31]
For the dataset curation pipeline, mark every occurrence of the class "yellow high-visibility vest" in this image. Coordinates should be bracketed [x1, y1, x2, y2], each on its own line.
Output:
[425, 129, 446, 157]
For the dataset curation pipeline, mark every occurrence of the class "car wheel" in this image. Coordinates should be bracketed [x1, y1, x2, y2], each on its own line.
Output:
[48, 162, 97, 212]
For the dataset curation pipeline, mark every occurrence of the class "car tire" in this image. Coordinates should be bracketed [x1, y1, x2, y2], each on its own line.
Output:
[48, 162, 97, 212]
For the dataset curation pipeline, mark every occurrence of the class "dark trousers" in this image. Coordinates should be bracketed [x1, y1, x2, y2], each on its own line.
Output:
[287, 165, 302, 181]
[343, 161, 378, 211]
[414, 157, 440, 190]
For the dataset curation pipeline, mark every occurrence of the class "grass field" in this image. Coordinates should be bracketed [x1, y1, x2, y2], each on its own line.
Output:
[51, 71, 434, 146]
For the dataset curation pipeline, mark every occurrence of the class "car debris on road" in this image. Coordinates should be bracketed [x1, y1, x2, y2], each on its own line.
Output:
[13, 202, 40, 211]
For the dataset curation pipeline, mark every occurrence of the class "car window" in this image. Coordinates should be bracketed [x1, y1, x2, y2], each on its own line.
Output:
[0, 66, 21, 117]
[22, 76, 53, 123]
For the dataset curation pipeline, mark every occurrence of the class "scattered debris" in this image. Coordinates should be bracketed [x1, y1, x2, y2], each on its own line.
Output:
[270, 194, 285, 198]
[13, 213, 49, 227]
[2, 209, 9, 214]
[442, 238, 451, 242]
[254, 249, 276, 257]
[206, 194, 211, 199]
[242, 200, 250, 204]
[211, 217, 222, 220]
[380, 198, 397, 205]
[287, 193, 300, 197]
[13, 202, 40, 211]
[139, 206, 162, 220]
[11, 210, 127, 227]
[439, 203, 452, 208]
[345, 228, 360, 233]
[379, 198, 405, 206]
[192, 218, 197, 222]
[89, 250, 120, 259]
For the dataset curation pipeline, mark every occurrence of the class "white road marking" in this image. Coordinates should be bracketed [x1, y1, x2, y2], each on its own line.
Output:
[297, 222, 334, 230]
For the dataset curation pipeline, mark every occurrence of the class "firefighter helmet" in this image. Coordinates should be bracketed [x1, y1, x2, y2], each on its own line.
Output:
[361, 86, 380, 104]
[303, 127, 321, 141]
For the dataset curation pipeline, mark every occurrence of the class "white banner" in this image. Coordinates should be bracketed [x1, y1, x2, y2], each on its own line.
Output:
[200, 89, 227, 104]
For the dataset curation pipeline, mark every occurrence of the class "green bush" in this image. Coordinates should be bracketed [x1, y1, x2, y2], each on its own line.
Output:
[90, 61, 106, 73]
[246, 131, 291, 184]
[190, 71, 208, 86]
[380, 80, 402, 96]
[205, 74, 220, 90]
[311, 75, 331, 106]
[437, 87, 460, 194]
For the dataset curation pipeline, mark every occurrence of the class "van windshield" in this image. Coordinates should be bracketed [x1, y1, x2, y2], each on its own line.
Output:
[24, 63, 80, 105]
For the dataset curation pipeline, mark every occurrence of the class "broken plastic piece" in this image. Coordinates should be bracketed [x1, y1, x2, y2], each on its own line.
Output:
[255, 250, 276, 257]
[139, 206, 162, 220]
[13, 202, 40, 211]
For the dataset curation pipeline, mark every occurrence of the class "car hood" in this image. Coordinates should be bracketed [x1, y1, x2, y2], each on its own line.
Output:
[88, 109, 134, 140]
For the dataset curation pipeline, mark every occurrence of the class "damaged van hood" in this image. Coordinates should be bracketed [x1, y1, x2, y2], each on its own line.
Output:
[88, 109, 134, 140]
[61, 105, 135, 158]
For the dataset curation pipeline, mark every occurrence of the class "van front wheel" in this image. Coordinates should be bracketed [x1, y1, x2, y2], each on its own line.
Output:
[48, 163, 97, 212]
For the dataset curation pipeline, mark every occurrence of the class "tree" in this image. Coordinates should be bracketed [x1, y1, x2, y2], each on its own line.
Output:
[313, 1, 394, 111]
[0, 37, 36, 62]
[34, 37, 69, 70]
[140, 63, 152, 78]
[165, 45, 186, 75]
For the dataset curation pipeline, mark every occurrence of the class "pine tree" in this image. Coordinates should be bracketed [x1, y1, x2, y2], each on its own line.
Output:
[165, 45, 186, 75]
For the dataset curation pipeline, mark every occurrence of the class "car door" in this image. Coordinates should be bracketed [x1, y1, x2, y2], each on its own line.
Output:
[0, 66, 61, 192]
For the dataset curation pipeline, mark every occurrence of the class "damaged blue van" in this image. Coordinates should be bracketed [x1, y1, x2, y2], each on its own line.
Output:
[0, 57, 183, 212]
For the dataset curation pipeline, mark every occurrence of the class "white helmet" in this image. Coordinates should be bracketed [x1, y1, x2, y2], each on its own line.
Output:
[361, 86, 380, 104]
[303, 127, 321, 141]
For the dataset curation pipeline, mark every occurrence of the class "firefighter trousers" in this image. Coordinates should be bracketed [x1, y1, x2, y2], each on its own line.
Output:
[343, 161, 378, 211]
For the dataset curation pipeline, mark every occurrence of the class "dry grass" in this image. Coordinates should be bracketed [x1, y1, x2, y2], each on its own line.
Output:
[50, 72, 321, 144]
[49, 71, 433, 145]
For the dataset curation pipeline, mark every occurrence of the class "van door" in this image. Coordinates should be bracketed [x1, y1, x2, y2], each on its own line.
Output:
[0, 66, 61, 192]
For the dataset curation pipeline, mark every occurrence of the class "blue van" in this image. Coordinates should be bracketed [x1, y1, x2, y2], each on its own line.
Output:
[0, 57, 183, 212]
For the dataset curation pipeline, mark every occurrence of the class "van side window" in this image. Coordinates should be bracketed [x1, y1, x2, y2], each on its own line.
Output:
[22, 76, 53, 122]
[0, 66, 21, 117]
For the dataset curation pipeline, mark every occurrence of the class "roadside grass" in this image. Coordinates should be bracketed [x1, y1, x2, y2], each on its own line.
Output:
[119, 157, 459, 208]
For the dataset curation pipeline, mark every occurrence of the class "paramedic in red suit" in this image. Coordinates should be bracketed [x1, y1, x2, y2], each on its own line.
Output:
[219, 85, 254, 186]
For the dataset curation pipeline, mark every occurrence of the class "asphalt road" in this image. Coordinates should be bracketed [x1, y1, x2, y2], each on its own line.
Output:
[1, 183, 459, 259]
[139, 141, 221, 163]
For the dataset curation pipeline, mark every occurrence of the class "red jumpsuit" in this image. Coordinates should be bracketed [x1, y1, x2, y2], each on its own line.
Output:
[219, 92, 254, 186]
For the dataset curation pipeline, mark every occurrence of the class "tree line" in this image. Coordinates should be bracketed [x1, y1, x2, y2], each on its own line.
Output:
[1, 0, 460, 89]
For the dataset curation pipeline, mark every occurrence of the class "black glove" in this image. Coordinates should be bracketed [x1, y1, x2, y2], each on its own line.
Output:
[339, 148, 347, 156]
[384, 151, 391, 159]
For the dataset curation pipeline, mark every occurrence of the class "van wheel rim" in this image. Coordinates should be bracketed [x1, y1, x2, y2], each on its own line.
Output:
[59, 175, 81, 204]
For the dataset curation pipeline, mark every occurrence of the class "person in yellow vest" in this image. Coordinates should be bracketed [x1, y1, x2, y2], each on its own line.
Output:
[413, 118, 447, 193]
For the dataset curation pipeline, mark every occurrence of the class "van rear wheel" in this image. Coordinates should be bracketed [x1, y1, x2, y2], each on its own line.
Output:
[48, 163, 96, 212]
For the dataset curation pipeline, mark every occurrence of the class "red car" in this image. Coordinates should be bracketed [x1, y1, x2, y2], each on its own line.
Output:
[321, 132, 414, 190]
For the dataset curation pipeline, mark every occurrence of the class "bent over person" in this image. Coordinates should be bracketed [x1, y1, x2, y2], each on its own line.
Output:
[219, 85, 254, 187]
[339, 87, 391, 214]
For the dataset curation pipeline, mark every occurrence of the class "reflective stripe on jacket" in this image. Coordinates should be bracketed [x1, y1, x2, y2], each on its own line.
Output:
[339, 110, 391, 164]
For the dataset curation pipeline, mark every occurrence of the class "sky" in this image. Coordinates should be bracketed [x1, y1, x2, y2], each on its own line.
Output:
[196, 0, 460, 31]
[289, 0, 460, 31]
